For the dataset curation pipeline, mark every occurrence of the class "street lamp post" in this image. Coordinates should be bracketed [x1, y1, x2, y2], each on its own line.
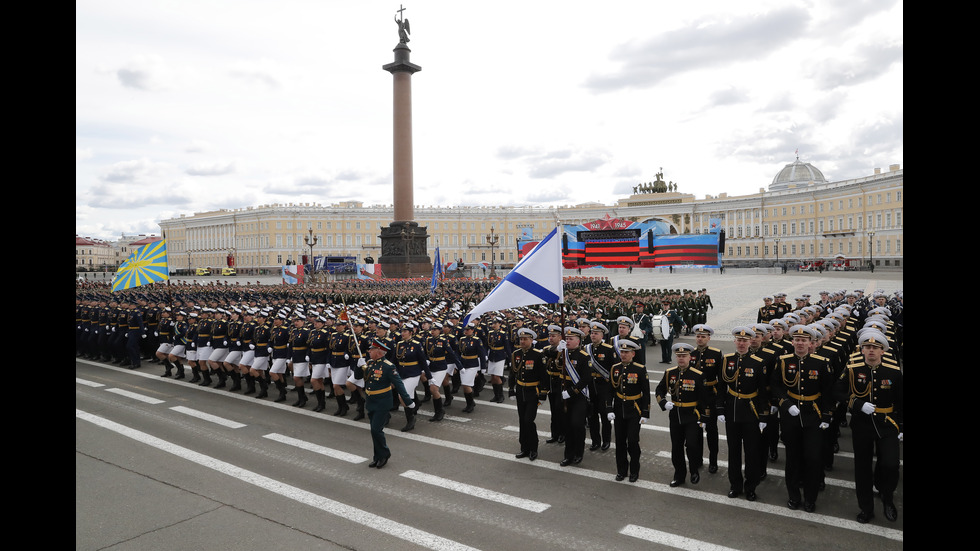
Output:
[774, 238, 781, 267]
[868, 231, 875, 271]
[304, 229, 318, 283]
[485, 225, 499, 279]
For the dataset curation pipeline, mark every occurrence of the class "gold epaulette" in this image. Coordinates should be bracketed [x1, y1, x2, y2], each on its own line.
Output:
[779, 353, 794, 360]
[709, 347, 722, 353]
[811, 354, 828, 361]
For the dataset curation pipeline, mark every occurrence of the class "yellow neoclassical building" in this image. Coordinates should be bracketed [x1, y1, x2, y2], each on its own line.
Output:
[157, 160, 902, 273]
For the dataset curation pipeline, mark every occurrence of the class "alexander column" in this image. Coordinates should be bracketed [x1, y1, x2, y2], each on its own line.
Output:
[379, 5, 431, 278]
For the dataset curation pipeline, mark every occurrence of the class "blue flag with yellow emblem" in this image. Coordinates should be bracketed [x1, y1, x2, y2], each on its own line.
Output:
[112, 240, 169, 292]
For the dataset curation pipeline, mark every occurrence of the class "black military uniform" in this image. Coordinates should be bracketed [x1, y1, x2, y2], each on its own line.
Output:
[656, 343, 710, 487]
[717, 327, 770, 501]
[771, 326, 835, 513]
[834, 332, 903, 523]
[608, 340, 650, 482]
[511, 328, 549, 460]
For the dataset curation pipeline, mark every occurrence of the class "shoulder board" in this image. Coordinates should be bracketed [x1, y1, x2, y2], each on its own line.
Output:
[779, 353, 794, 360]
[665, 365, 677, 373]
[880, 364, 901, 372]
[633, 362, 644, 369]
[708, 347, 722, 353]
[750, 354, 764, 362]
[689, 367, 703, 376]
[811, 354, 828, 361]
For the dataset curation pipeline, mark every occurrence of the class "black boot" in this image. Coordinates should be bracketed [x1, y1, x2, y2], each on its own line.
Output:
[430, 398, 445, 422]
[352, 393, 365, 420]
[274, 379, 288, 402]
[189, 366, 201, 383]
[292, 384, 308, 407]
[421, 385, 432, 402]
[401, 409, 417, 432]
[243, 374, 256, 395]
[160, 358, 174, 377]
[463, 392, 475, 413]
[473, 372, 485, 396]
[443, 385, 454, 406]
[492, 383, 504, 403]
[334, 394, 349, 416]
[214, 369, 227, 389]
[312, 389, 326, 412]
[199, 369, 213, 387]
[174, 361, 185, 380]
[229, 371, 242, 391]
[256, 376, 269, 398]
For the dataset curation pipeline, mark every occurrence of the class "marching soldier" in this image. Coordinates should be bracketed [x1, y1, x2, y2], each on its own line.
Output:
[656, 343, 710, 487]
[691, 324, 724, 473]
[511, 327, 549, 461]
[308, 315, 332, 412]
[485, 317, 512, 403]
[457, 322, 488, 413]
[542, 325, 567, 444]
[834, 331, 903, 524]
[771, 325, 835, 513]
[269, 312, 291, 402]
[586, 322, 616, 451]
[423, 322, 460, 422]
[393, 324, 429, 431]
[355, 339, 415, 469]
[288, 313, 312, 408]
[248, 311, 271, 398]
[607, 339, 650, 482]
[716, 327, 770, 502]
[556, 326, 594, 467]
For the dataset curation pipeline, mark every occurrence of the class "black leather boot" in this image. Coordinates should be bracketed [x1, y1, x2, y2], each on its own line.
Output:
[334, 394, 349, 416]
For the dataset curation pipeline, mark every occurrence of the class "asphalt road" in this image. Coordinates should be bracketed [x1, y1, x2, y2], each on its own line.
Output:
[76, 269, 903, 551]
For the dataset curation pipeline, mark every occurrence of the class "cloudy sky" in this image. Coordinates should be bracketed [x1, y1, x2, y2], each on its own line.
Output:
[76, 0, 903, 241]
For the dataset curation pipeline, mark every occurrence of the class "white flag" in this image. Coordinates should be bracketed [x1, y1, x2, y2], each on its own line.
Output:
[462, 227, 564, 326]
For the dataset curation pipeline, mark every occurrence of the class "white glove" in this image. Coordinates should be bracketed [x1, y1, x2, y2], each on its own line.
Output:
[759, 422, 767, 431]
[206, 341, 211, 347]
[788, 405, 801, 417]
[268, 347, 273, 353]
[223, 340, 228, 347]
[556, 340, 567, 352]
[665, 400, 674, 410]
[562, 390, 571, 400]
[345, 354, 350, 360]
[898, 432, 903, 442]
[305, 356, 310, 362]
[770, 405, 778, 415]
[154, 331, 159, 337]
[123, 332, 128, 338]
[819, 422, 830, 430]
[639, 417, 648, 424]
[249, 344, 255, 350]
[860, 402, 876, 415]
[142, 333, 147, 339]
[357, 358, 366, 367]
[607, 412, 615, 422]
[717, 414, 726, 424]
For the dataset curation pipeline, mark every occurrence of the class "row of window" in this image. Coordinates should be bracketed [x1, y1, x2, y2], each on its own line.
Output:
[728, 237, 902, 257]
